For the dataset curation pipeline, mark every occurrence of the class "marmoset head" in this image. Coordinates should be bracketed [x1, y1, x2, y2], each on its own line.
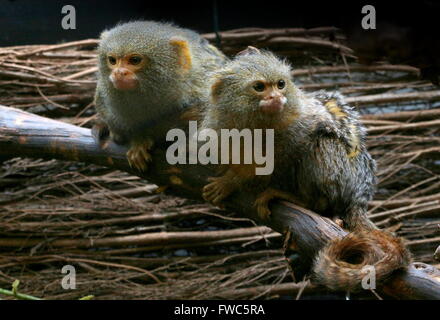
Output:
[210, 47, 298, 116]
[97, 21, 192, 93]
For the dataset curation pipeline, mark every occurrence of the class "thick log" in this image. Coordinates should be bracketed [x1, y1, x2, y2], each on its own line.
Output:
[0, 105, 439, 299]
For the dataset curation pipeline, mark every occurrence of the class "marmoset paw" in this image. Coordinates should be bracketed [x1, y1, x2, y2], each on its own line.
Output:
[202, 177, 232, 206]
[127, 139, 154, 172]
[92, 121, 110, 145]
[254, 195, 273, 220]
[255, 188, 299, 220]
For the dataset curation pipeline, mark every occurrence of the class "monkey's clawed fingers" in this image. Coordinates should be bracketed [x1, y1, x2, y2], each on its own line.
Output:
[91, 121, 110, 145]
[254, 194, 272, 221]
[202, 177, 233, 207]
[127, 139, 154, 172]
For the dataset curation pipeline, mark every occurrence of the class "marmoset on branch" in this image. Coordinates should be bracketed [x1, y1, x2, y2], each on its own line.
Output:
[200, 46, 300, 214]
[200, 46, 411, 290]
[94, 21, 226, 171]
[201, 46, 375, 230]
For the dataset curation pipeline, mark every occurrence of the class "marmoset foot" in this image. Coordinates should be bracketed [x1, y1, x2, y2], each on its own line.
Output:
[91, 121, 110, 145]
[127, 138, 154, 171]
[202, 176, 235, 206]
[255, 188, 298, 220]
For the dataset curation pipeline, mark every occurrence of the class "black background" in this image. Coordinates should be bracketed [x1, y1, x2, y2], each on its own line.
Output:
[0, 0, 438, 46]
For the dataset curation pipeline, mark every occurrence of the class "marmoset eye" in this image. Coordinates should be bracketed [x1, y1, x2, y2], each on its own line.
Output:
[277, 79, 286, 89]
[253, 82, 265, 92]
[129, 56, 142, 65]
[108, 56, 117, 65]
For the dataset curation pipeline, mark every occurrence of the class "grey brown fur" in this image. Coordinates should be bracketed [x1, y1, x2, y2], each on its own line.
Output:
[201, 49, 410, 289]
[277, 89, 377, 231]
[202, 49, 376, 230]
[200, 50, 303, 205]
[95, 20, 226, 145]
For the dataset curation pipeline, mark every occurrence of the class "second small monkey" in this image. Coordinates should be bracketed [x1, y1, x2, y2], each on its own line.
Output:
[200, 48, 411, 291]
[200, 46, 300, 210]
[200, 46, 376, 231]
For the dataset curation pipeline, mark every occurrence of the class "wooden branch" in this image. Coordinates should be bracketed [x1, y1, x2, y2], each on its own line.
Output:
[292, 64, 420, 77]
[362, 108, 440, 122]
[0, 105, 439, 299]
[203, 27, 341, 43]
[346, 90, 440, 106]
[367, 119, 440, 134]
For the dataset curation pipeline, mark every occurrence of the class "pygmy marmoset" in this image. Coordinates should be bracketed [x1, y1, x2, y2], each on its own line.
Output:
[200, 47, 411, 290]
[94, 21, 226, 170]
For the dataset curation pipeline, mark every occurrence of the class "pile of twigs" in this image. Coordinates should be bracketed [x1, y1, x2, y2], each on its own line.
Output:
[0, 27, 439, 300]
[0, 27, 350, 112]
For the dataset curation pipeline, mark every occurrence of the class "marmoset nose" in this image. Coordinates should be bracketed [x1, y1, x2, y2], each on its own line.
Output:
[114, 68, 130, 77]
[110, 68, 138, 90]
[259, 91, 287, 113]
[266, 91, 282, 99]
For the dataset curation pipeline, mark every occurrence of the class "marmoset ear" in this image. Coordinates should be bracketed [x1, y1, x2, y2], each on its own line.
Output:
[210, 77, 226, 103]
[236, 46, 261, 57]
[169, 37, 192, 72]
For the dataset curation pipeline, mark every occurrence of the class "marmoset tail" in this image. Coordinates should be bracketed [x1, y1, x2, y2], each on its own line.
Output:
[200, 47, 411, 291]
[312, 229, 412, 292]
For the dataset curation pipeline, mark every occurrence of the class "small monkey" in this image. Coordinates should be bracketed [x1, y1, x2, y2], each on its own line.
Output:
[201, 47, 411, 290]
[201, 46, 300, 212]
[94, 21, 226, 170]
[201, 47, 375, 231]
